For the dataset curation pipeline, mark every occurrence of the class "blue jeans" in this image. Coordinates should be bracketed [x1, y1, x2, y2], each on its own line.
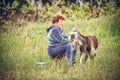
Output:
[47, 44, 76, 65]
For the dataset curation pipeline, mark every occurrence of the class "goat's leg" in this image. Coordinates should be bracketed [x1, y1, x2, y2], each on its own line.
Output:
[80, 52, 83, 64]
[85, 52, 90, 62]
[93, 51, 96, 57]
[85, 53, 88, 61]
[90, 50, 96, 59]
[90, 51, 96, 63]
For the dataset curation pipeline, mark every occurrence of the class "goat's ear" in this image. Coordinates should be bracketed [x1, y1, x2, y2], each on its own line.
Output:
[72, 28, 76, 31]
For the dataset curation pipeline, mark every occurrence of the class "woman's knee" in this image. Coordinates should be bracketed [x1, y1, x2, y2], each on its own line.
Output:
[66, 44, 74, 50]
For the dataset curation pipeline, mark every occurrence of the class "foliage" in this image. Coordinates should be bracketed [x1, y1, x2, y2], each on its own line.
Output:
[0, 2, 120, 79]
[21, 4, 34, 13]
[33, 2, 118, 22]
[101, 14, 120, 36]
[0, 14, 120, 80]
[0, 0, 119, 26]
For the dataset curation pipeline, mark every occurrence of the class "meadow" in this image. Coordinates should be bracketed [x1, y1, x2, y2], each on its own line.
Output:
[0, 14, 120, 80]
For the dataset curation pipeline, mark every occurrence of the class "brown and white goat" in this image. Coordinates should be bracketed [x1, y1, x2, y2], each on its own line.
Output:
[70, 29, 98, 63]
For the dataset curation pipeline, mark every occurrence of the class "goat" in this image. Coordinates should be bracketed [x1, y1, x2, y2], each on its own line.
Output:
[70, 29, 98, 63]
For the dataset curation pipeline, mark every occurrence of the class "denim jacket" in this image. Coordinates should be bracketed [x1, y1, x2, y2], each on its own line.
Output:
[47, 25, 68, 47]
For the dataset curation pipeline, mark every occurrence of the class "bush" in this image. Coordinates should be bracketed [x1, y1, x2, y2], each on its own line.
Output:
[36, 2, 118, 22]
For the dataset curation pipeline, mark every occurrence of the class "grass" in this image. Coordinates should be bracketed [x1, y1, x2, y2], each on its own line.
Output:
[0, 14, 120, 80]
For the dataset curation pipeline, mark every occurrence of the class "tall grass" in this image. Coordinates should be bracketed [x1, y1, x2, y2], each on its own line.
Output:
[0, 14, 120, 80]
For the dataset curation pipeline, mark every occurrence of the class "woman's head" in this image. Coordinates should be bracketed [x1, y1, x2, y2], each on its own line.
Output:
[52, 13, 65, 28]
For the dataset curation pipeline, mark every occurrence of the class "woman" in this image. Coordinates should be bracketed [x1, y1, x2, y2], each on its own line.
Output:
[47, 13, 78, 66]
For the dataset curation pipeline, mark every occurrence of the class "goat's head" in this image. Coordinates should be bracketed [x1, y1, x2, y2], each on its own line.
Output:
[70, 28, 78, 41]
[70, 28, 84, 45]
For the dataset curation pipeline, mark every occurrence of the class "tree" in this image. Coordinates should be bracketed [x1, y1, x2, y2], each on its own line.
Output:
[34, 0, 39, 21]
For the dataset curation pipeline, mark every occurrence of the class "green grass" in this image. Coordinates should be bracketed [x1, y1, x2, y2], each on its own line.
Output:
[0, 15, 120, 80]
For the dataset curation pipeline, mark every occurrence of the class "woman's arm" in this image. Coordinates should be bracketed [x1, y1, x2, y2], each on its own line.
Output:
[52, 28, 68, 45]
